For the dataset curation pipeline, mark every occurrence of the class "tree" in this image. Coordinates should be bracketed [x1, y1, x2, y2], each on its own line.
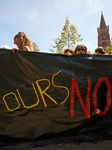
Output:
[50, 16, 83, 54]
[49, 38, 64, 54]
[32, 42, 40, 52]
[87, 51, 91, 54]
[105, 37, 112, 53]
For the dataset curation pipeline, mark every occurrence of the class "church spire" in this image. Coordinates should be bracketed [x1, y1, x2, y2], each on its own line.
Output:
[97, 11, 110, 49]
[100, 11, 106, 28]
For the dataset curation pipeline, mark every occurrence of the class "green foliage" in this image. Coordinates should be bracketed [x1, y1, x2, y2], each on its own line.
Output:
[50, 16, 83, 54]
[105, 37, 112, 53]
[50, 38, 64, 54]
[32, 42, 40, 52]
[105, 46, 111, 53]
[87, 51, 91, 54]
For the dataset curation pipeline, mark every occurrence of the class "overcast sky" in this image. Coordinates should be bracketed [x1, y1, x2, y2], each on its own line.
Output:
[0, 0, 112, 53]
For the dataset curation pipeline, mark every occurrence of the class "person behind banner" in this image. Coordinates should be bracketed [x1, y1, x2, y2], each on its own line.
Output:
[64, 48, 74, 56]
[11, 32, 33, 53]
[74, 44, 87, 54]
[64, 44, 87, 56]
[94, 46, 105, 55]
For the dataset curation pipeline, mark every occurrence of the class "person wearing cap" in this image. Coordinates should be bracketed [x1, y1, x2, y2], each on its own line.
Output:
[94, 46, 105, 55]
[64, 44, 87, 56]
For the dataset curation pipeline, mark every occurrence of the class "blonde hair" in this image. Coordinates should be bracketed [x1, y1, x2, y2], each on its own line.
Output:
[15, 32, 33, 51]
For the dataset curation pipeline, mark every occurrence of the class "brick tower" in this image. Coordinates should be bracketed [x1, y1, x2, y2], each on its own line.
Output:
[97, 11, 110, 49]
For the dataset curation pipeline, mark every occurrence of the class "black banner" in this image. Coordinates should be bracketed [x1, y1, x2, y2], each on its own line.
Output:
[0, 49, 112, 148]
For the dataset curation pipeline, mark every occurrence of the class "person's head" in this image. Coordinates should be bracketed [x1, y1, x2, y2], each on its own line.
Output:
[64, 48, 74, 56]
[74, 44, 87, 54]
[95, 46, 105, 55]
[14, 32, 33, 51]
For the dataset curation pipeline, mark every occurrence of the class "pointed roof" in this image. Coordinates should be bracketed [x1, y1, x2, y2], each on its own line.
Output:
[100, 11, 106, 28]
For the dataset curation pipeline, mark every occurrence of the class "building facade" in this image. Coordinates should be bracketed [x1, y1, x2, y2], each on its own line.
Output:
[97, 11, 110, 49]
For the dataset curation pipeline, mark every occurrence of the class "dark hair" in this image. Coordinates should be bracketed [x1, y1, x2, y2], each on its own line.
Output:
[95, 47, 105, 54]
[108, 51, 112, 55]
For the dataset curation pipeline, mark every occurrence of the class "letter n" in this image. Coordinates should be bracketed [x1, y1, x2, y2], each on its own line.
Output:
[70, 77, 91, 118]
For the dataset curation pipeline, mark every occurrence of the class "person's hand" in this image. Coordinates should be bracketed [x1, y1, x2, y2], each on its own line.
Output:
[93, 53, 99, 55]
[10, 48, 18, 53]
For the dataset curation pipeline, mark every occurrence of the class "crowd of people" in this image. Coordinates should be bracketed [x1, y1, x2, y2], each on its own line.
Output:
[1, 31, 112, 55]
[64, 44, 87, 56]
[64, 44, 110, 56]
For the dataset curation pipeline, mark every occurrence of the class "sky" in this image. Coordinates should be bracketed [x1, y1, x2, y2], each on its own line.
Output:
[0, 0, 112, 54]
